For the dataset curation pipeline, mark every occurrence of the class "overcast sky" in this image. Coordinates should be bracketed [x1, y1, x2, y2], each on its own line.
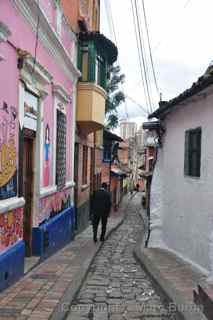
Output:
[100, 0, 213, 128]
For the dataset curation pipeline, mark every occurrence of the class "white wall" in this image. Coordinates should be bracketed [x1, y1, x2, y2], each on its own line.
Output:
[149, 89, 213, 274]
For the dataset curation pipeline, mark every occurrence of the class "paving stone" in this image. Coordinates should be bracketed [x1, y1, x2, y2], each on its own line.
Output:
[0, 194, 176, 320]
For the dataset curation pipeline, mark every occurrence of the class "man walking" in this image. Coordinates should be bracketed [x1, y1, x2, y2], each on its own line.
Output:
[90, 183, 112, 243]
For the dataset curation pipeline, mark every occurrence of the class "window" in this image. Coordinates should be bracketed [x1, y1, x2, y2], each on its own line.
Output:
[56, 109, 66, 188]
[103, 145, 111, 163]
[82, 146, 88, 185]
[95, 55, 105, 88]
[82, 48, 88, 81]
[184, 127, 201, 177]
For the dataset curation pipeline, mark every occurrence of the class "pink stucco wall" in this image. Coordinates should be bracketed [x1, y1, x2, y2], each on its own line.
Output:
[0, 1, 75, 232]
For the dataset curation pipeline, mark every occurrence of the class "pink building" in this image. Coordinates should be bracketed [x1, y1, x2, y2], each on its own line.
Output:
[0, 0, 80, 290]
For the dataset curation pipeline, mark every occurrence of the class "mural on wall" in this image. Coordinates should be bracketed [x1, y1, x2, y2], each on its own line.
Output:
[0, 208, 23, 252]
[44, 124, 50, 187]
[0, 101, 17, 200]
[38, 189, 71, 225]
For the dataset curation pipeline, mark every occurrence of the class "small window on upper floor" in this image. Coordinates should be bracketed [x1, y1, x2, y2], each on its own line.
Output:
[95, 55, 105, 88]
[184, 127, 202, 178]
[82, 47, 89, 81]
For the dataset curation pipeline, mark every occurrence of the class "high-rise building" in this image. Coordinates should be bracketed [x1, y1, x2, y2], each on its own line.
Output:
[136, 125, 144, 149]
[120, 121, 137, 140]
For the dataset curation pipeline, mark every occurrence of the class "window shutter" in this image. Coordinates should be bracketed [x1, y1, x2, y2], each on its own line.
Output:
[78, 44, 83, 75]
[196, 128, 201, 177]
[184, 130, 190, 176]
[88, 42, 96, 82]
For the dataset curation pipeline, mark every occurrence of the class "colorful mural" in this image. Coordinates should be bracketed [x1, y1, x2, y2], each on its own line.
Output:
[38, 189, 71, 225]
[44, 124, 50, 187]
[0, 101, 17, 200]
[0, 208, 23, 252]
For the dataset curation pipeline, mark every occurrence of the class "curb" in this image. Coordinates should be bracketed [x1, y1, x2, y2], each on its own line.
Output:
[133, 241, 207, 320]
[50, 193, 133, 320]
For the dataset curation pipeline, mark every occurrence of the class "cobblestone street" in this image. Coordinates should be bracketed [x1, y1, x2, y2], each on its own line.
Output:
[65, 194, 178, 320]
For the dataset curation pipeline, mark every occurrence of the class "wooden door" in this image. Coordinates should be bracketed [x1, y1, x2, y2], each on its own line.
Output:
[23, 137, 34, 256]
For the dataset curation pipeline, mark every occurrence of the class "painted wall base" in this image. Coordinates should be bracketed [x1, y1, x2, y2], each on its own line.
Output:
[76, 200, 90, 233]
[32, 206, 75, 259]
[0, 241, 25, 292]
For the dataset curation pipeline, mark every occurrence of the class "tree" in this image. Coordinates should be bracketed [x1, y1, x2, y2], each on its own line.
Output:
[105, 65, 125, 129]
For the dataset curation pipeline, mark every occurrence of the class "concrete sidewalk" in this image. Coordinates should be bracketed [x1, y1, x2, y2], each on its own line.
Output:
[0, 194, 132, 320]
[134, 245, 208, 320]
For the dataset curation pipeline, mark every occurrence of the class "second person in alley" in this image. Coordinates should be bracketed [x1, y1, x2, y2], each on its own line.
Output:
[90, 183, 112, 243]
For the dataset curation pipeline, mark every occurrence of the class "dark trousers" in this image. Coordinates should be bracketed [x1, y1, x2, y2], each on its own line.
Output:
[93, 214, 108, 240]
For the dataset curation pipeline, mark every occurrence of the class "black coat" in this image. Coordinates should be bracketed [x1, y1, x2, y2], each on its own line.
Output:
[90, 189, 112, 217]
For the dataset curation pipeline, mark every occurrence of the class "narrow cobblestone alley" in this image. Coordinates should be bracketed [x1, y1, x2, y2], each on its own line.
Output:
[65, 194, 178, 320]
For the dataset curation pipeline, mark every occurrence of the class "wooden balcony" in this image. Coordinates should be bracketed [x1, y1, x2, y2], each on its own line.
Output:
[77, 82, 106, 133]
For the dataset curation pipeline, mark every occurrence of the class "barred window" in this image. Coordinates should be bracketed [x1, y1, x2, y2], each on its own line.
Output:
[56, 109, 66, 188]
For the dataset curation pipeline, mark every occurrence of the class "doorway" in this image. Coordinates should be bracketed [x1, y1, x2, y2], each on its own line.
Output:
[23, 133, 35, 256]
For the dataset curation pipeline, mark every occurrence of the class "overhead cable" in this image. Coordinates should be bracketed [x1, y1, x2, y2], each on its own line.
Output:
[133, 0, 153, 114]
[130, 0, 150, 112]
[141, 0, 160, 97]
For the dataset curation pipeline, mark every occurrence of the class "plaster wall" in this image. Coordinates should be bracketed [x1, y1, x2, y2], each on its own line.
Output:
[150, 91, 213, 273]
[0, 1, 77, 229]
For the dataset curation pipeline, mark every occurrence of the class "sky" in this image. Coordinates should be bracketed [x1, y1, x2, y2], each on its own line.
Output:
[100, 0, 213, 129]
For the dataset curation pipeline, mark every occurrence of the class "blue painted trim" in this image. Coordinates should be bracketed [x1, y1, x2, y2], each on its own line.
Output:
[0, 240, 25, 292]
[32, 206, 75, 259]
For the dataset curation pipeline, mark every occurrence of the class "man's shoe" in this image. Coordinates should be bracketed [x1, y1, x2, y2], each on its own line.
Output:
[93, 237, 97, 243]
[100, 237, 105, 242]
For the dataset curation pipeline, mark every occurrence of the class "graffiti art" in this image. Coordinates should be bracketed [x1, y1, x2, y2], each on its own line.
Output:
[0, 208, 23, 252]
[38, 189, 71, 225]
[0, 101, 17, 199]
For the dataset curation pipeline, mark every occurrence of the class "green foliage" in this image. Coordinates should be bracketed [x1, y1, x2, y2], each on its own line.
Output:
[105, 65, 125, 129]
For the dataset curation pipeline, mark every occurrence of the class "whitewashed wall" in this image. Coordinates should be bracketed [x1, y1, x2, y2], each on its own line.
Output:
[149, 89, 213, 275]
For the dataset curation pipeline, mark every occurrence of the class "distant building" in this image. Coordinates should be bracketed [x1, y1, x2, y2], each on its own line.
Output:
[136, 125, 144, 150]
[120, 121, 137, 140]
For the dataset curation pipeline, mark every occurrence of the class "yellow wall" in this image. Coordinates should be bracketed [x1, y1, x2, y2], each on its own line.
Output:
[95, 130, 103, 147]
[77, 82, 106, 131]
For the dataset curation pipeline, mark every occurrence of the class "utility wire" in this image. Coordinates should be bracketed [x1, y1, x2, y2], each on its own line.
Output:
[130, 0, 149, 112]
[133, 0, 152, 114]
[136, 0, 154, 113]
[126, 95, 149, 116]
[141, 0, 160, 97]
[184, 0, 192, 9]
[107, 0, 118, 47]
[103, 0, 114, 42]
[106, 0, 129, 120]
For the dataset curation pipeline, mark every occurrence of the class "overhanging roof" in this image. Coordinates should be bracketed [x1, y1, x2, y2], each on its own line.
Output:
[142, 121, 161, 130]
[103, 129, 123, 142]
[79, 31, 118, 64]
[149, 67, 213, 119]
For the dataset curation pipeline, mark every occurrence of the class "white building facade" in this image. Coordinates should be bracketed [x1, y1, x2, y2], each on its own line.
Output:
[120, 121, 137, 140]
[149, 71, 213, 278]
